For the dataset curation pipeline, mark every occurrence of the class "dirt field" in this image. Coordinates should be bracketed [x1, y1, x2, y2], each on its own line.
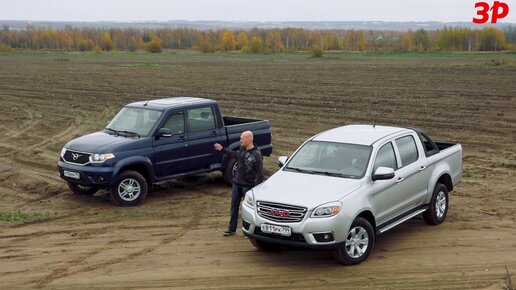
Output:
[0, 51, 515, 289]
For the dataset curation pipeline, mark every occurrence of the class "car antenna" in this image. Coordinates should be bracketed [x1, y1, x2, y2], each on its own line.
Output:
[143, 100, 150, 106]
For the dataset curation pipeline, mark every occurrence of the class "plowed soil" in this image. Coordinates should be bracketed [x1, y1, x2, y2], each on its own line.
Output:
[0, 51, 515, 289]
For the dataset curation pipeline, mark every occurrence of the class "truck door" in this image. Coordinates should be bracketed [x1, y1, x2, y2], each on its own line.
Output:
[372, 142, 403, 224]
[153, 111, 189, 177]
[186, 106, 226, 171]
[392, 134, 428, 211]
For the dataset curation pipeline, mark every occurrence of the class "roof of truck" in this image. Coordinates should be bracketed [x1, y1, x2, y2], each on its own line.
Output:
[312, 124, 411, 146]
[126, 97, 216, 110]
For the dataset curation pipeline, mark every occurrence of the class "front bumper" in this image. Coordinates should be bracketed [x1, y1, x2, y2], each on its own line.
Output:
[241, 203, 352, 250]
[57, 160, 114, 187]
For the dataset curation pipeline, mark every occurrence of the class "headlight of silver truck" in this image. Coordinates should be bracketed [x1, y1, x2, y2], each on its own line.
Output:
[311, 201, 342, 218]
[243, 190, 255, 209]
[89, 153, 115, 163]
[60, 147, 67, 158]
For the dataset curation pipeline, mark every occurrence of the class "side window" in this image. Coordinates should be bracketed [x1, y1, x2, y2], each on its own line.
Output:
[188, 107, 216, 132]
[373, 142, 397, 173]
[395, 135, 419, 167]
[163, 112, 185, 135]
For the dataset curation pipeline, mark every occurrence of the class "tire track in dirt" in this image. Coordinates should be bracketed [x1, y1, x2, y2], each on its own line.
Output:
[35, 196, 210, 287]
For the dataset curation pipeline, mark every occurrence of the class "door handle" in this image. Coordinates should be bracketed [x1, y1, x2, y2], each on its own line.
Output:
[419, 166, 427, 171]
[395, 177, 404, 183]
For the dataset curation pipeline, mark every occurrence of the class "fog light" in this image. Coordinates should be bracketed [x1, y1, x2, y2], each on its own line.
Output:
[313, 232, 335, 243]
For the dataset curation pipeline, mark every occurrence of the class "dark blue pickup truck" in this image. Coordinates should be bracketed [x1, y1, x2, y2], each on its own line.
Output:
[58, 97, 273, 206]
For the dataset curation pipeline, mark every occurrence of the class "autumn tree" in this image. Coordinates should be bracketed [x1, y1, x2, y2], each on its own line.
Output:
[236, 31, 249, 50]
[101, 32, 113, 51]
[479, 27, 507, 51]
[146, 39, 163, 53]
[220, 30, 235, 51]
[249, 36, 263, 53]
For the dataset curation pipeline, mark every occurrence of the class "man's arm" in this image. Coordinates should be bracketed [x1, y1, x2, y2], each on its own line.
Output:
[214, 143, 237, 159]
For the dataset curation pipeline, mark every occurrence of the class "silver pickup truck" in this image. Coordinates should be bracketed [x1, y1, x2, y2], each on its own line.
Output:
[241, 124, 462, 265]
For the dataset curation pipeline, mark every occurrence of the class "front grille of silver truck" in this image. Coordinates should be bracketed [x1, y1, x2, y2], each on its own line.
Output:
[256, 201, 307, 223]
[63, 150, 91, 165]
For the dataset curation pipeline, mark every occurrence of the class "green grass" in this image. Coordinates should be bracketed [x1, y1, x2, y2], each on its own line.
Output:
[2, 49, 516, 63]
[0, 211, 56, 222]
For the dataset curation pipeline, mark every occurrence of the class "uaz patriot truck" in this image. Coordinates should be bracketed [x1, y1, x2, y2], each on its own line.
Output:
[58, 97, 272, 206]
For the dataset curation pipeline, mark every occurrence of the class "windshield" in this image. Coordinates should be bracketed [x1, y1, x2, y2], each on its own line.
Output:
[285, 141, 372, 179]
[105, 107, 163, 137]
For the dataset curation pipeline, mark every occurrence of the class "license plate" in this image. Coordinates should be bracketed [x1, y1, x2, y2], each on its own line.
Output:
[64, 170, 80, 179]
[261, 224, 292, 237]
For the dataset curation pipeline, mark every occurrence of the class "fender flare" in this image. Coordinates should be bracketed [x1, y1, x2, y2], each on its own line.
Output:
[111, 156, 155, 186]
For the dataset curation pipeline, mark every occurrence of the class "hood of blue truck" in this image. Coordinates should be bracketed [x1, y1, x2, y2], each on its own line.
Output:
[64, 131, 152, 153]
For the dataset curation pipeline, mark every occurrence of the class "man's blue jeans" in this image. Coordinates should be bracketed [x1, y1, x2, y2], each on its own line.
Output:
[228, 184, 250, 232]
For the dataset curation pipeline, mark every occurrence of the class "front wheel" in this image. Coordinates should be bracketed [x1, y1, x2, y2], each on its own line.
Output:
[68, 182, 98, 195]
[110, 170, 148, 206]
[423, 183, 449, 225]
[333, 217, 375, 265]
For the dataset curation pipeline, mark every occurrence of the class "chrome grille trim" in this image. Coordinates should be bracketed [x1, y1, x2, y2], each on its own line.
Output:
[63, 149, 91, 165]
[257, 201, 307, 223]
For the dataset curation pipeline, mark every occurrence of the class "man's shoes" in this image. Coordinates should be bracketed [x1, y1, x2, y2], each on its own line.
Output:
[223, 230, 236, 236]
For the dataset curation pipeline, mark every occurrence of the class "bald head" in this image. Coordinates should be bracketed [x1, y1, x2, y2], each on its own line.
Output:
[240, 131, 254, 149]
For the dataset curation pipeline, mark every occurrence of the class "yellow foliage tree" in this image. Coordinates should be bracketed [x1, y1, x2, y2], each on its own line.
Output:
[236, 32, 249, 50]
[101, 32, 113, 51]
[220, 30, 235, 51]
[250, 36, 263, 53]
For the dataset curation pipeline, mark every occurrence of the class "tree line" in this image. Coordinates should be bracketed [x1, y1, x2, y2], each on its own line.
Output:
[0, 25, 514, 53]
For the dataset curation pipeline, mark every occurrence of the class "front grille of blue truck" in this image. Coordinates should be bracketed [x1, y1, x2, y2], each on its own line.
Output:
[63, 150, 91, 165]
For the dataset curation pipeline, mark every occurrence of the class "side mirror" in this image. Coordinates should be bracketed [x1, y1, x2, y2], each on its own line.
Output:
[277, 156, 288, 167]
[158, 128, 172, 137]
[372, 167, 395, 181]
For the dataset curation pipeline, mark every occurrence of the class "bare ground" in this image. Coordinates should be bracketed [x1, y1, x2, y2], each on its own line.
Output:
[0, 52, 515, 289]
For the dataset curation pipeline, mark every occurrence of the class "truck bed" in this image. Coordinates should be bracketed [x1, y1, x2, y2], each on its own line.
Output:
[222, 116, 273, 157]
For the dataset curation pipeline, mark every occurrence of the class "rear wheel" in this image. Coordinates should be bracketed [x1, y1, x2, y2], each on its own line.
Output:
[249, 238, 282, 251]
[110, 170, 148, 206]
[423, 183, 449, 225]
[333, 217, 375, 265]
[68, 182, 98, 195]
[222, 158, 237, 186]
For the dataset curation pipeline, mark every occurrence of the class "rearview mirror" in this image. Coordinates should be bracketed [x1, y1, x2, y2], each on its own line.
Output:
[277, 156, 288, 167]
[158, 128, 172, 137]
[372, 167, 395, 181]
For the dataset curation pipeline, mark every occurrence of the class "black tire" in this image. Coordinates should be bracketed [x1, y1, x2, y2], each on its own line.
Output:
[110, 170, 148, 206]
[333, 217, 375, 265]
[423, 183, 449, 225]
[222, 157, 237, 186]
[249, 238, 282, 251]
[68, 182, 98, 195]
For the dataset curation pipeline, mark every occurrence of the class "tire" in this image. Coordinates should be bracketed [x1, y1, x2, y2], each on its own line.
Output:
[249, 238, 282, 251]
[423, 183, 449, 225]
[110, 170, 148, 206]
[222, 157, 237, 186]
[68, 182, 98, 195]
[333, 217, 375, 265]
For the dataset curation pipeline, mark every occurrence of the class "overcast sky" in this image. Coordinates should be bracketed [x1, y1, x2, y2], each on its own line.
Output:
[0, 0, 515, 22]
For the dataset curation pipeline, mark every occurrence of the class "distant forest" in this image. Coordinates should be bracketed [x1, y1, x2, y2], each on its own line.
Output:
[1, 25, 515, 53]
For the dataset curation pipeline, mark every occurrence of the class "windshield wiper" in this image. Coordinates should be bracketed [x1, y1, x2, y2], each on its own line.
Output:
[117, 130, 140, 138]
[286, 167, 317, 174]
[318, 171, 355, 178]
[105, 127, 119, 136]
[319, 171, 346, 177]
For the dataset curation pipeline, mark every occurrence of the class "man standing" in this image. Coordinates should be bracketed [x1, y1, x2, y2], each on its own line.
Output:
[214, 131, 263, 236]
